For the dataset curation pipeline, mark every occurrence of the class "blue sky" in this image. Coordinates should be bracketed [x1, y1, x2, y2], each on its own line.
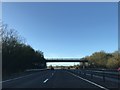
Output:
[2, 2, 118, 66]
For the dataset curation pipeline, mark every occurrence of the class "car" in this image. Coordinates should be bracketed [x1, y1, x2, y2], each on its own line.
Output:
[51, 67, 54, 70]
[117, 67, 120, 71]
[68, 67, 70, 69]
[75, 67, 78, 69]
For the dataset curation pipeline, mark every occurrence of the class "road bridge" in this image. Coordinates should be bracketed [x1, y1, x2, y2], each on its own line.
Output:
[45, 58, 88, 69]
[45, 58, 88, 62]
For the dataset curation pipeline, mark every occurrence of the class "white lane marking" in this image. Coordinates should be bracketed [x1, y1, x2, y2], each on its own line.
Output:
[43, 79, 49, 83]
[43, 71, 56, 84]
[0, 73, 34, 83]
[68, 72, 109, 90]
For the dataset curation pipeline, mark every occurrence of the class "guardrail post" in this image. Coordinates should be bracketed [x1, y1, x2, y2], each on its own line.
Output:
[80, 71, 82, 74]
[103, 70, 105, 82]
[84, 70, 86, 77]
[118, 71, 120, 80]
[118, 71, 120, 89]
[91, 70, 93, 79]
[82, 70, 84, 75]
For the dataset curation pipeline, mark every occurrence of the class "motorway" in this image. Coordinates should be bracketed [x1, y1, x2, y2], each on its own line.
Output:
[2, 69, 120, 89]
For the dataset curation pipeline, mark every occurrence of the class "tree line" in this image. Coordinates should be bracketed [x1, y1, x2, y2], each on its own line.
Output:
[1, 23, 46, 76]
[82, 51, 120, 69]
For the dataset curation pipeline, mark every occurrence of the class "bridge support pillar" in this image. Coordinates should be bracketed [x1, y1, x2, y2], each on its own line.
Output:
[79, 62, 85, 69]
[82, 62, 85, 69]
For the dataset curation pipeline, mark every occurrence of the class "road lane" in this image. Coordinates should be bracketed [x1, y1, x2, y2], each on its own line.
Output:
[67, 72, 108, 90]
[69, 69, 119, 89]
[2, 70, 55, 88]
[42, 70, 106, 89]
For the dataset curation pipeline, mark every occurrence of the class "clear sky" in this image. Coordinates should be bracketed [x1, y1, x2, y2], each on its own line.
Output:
[2, 2, 118, 66]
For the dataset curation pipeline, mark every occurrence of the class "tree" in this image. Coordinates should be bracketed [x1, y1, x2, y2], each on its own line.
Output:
[83, 50, 119, 69]
[106, 51, 120, 69]
[1, 22, 46, 76]
[106, 57, 118, 69]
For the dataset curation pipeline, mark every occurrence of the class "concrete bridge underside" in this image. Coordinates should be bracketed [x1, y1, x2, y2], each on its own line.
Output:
[45, 58, 88, 62]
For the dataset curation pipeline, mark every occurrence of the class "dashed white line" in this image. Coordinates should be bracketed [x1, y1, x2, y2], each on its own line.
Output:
[43, 71, 56, 84]
[43, 79, 49, 83]
[67, 72, 109, 90]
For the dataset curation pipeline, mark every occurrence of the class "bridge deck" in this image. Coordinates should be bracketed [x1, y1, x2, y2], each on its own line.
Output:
[45, 59, 88, 62]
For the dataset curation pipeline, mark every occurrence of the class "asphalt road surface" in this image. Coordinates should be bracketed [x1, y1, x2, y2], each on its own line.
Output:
[2, 69, 119, 89]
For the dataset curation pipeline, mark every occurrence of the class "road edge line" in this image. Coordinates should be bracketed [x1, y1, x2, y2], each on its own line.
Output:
[67, 71, 109, 90]
[0, 73, 34, 83]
